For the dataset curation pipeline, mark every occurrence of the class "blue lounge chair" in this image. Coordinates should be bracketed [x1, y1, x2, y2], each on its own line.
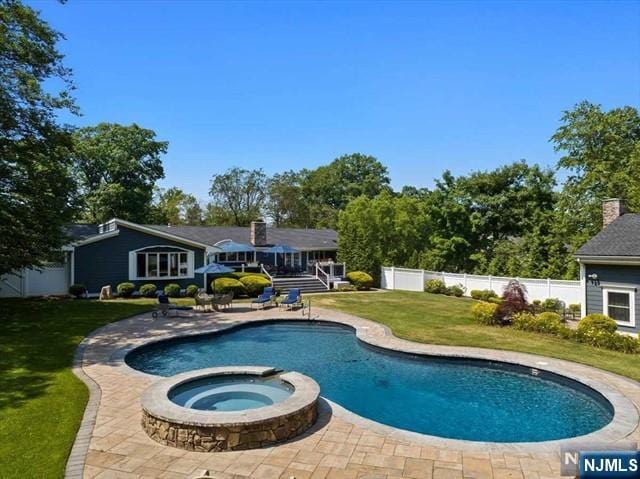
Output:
[280, 288, 302, 310]
[251, 286, 275, 309]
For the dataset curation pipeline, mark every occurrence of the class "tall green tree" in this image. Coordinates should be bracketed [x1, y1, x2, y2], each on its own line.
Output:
[72, 123, 167, 223]
[337, 192, 430, 278]
[0, 0, 78, 275]
[419, 162, 561, 275]
[266, 170, 307, 227]
[302, 153, 391, 228]
[553, 101, 640, 249]
[151, 187, 203, 225]
[208, 167, 267, 226]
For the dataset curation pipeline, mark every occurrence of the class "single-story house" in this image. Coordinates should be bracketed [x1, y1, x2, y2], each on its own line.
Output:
[0, 219, 338, 297]
[575, 199, 640, 334]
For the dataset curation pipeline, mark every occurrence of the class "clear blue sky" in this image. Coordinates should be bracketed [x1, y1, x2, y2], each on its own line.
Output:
[32, 0, 640, 201]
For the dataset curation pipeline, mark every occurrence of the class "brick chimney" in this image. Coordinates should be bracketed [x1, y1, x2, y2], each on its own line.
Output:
[250, 220, 267, 246]
[603, 198, 626, 229]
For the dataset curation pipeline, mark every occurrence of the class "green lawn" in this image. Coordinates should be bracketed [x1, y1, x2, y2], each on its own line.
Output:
[311, 290, 640, 381]
[0, 299, 152, 479]
[1, 291, 639, 478]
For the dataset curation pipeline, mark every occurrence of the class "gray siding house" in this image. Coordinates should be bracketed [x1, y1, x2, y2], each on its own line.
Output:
[68, 218, 338, 295]
[575, 199, 640, 334]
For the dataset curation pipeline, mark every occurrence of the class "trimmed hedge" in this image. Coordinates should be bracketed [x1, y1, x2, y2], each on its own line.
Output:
[513, 311, 563, 334]
[212, 277, 246, 297]
[139, 283, 157, 298]
[577, 314, 618, 335]
[239, 275, 272, 297]
[68, 284, 86, 298]
[425, 279, 446, 294]
[346, 271, 374, 290]
[164, 283, 181, 298]
[116, 282, 135, 298]
[185, 284, 200, 297]
[471, 301, 499, 325]
[230, 272, 270, 280]
[470, 289, 498, 301]
[446, 284, 465, 297]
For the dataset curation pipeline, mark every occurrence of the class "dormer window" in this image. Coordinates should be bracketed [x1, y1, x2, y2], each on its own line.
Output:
[129, 246, 194, 280]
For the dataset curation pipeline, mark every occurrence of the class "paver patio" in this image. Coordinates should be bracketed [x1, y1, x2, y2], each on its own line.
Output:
[70, 306, 640, 479]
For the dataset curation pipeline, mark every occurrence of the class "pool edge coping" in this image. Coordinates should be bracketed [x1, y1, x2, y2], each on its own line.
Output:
[75, 307, 640, 459]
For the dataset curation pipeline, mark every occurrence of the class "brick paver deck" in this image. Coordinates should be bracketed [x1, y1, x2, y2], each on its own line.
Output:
[70, 305, 640, 479]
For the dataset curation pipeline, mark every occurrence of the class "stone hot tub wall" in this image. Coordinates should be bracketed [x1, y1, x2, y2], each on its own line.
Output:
[142, 401, 317, 452]
[139, 366, 320, 452]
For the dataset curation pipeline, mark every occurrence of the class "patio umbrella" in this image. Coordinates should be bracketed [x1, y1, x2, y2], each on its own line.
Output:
[264, 244, 299, 267]
[194, 262, 235, 292]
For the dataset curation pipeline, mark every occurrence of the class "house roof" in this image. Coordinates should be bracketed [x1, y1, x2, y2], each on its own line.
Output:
[575, 214, 640, 257]
[143, 225, 338, 250]
[65, 221, 338, 250]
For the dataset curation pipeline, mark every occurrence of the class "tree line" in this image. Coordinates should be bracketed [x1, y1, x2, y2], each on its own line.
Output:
[2, 0, 640, 282]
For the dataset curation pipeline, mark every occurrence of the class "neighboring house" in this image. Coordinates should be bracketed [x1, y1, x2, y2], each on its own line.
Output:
[1, 219, 338, 297]
[575, 199, 640, 334]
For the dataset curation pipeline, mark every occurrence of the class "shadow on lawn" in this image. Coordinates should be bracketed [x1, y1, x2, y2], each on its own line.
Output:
[0, 298, 150, 411]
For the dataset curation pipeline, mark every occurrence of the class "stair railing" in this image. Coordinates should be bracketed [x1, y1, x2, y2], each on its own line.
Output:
[315, 263, 331, 290]
[260, 264, 273, 284]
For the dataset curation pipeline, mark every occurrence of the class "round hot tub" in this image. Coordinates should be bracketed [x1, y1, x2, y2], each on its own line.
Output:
[169, 374, 294, 412]
[141, 366, 319, 452]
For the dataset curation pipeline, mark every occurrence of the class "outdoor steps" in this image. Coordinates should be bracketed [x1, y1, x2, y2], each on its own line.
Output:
[272, 276, 330, 294]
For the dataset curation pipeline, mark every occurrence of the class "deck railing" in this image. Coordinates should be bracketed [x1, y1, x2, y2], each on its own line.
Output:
[314, 263, 331, 290]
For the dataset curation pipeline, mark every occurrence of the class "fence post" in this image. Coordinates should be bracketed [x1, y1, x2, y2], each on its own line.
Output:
[421, 269, 426, 290]
[488, 275, 492, 291]
[391, 266, 396, 290]
[463, 273, 468, 292]
[547, 278, 552, 298]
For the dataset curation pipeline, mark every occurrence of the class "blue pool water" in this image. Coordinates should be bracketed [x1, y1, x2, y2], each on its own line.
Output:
[127, 321, 613, 442]
[169, 375, 293, 412]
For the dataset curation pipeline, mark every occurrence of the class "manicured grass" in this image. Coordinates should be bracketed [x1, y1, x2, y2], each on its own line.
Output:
[0, 299, 152, 479]
[311, 290, 640, 381]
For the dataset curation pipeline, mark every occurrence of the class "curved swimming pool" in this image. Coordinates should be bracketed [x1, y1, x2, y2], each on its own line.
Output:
[126, 321, 613, 442]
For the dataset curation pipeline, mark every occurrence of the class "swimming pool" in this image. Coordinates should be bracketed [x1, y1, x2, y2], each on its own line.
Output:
[126, 320, 613, 442]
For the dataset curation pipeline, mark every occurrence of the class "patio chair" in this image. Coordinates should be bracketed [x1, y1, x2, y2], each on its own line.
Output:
[279, 288, 302, 310]
[194, 293, 213, 312]
[251, 286, 276, 309]
[212, 292, 233, 311]
[152, 294, 178, 318]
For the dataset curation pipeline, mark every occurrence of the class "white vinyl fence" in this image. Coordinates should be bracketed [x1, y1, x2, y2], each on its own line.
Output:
[381, 267, 582, 305]
[0, 262, 70, 298]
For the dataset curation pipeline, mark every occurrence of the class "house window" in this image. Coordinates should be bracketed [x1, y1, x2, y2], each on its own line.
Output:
[603, 287, 635, 327]
[218, 252, 247, 263]
[130, 246, 193, 280]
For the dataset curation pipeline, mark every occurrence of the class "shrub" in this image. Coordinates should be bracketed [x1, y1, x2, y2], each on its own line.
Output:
[542, 298, 564, 312]
[346, 271, 374, 290]
[425, 279, 446, 294]
[471, 301, 500, 326]
[496, 280, 529, 322]
[578, 329, 640, 353]
[139, 283, 157, 298]
[445, 284, 465, 297]
[577, 313, 618, 335]
[534, 312, 564, 333]
[212, 277, 246, 297]
[512, 311, 536, 331]
[164, 283, 181, 297]
[239, 275, 272, 297]
[68, 284, 86, 298]
[230, 272, 270, 280]
[568, 304, 581, 316]
[185, 284, 200, 297]
[117, 282, 135, 298]
[470, 289, 497, 301]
